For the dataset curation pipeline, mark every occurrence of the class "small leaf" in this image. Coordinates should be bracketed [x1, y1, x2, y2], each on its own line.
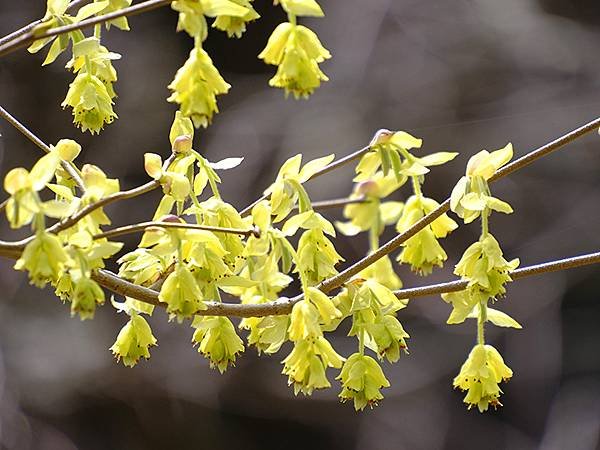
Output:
[486, 196, 513, 214]
[389, 131, 422, 150]
[486, 308, 522, 329]
[418, 152, 458, 167]
[47, 183, 75, 200]
[75, 1, 109, 22]
[298, 154, 335, 182]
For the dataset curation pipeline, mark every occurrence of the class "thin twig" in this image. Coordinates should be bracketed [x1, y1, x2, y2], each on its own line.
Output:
[0, 0, 172, 57]
[0, 0, 88, 47]
[308, 196, 368, 212]
[393, 251, 600, 299]
[93, 221, 260, 240]
[0, 105, 86, 192]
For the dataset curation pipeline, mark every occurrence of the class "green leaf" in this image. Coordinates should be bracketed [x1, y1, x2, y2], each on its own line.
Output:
[486, 308, 522, 329]
[42, 36, 66, 65]
[75, 1, 110, 22]
[418, 152, 458, 167]
[466, 307, 522, 329]
[486, 196, 513, 214]
[389, 131, 422, 150]
[298, 154, 335, 182]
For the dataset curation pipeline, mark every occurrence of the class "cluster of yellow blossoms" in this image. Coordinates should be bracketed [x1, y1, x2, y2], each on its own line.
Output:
[15, 0, 527, 412]
[28, 0, 332, 134]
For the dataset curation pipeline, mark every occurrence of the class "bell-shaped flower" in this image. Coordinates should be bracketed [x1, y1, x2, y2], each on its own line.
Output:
[337, 353, 390, 410]
[62, 71, 117, 134]
[192, 316, 244, 373]
[282, 336, 344, 395]
[212, 0, 259, 38]
[70, 274, 105, 320]
[15, 231, 69, 288]
[453, 344, 513, 412]
[110, 312, 158, 367]
[259, 23, 331, 98]
[167, 46, 230, 128]
[451, 143, 514, 223]
[396, 195, 457, 275]
[159, 263, 206, 321]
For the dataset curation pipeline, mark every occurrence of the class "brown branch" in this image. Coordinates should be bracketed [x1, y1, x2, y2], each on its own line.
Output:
[93, 221, 260, 240]
[308, 196, 368, 212]
[93, 250, 600, 317]
[0, 0, 172, 57]
[393, 251, 600, 299]
[0, 0, 88, 47]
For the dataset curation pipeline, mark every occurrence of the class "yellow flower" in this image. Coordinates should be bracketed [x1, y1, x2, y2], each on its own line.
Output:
[15, 232, 69, 288]
[451, 143, 514, 223]
[259, 23, 331, 98]
[167, 45, 230, 128]
[359, 255, 402, 291]
[62, 72, 117, 134]
[192, 316, 244, 373]
[71, 275, 105, 320]
[282, 337, 344, 395]
[110, 313, 158, 367]
[453, 344, 513, 412]
[159, 264, 206, 321]
[212, 0, 259, 38]
[337, 353, 390, 410]
[288, 299, 322, 341]
[396, 195, 457, 275]
[365, 315, 410, 363]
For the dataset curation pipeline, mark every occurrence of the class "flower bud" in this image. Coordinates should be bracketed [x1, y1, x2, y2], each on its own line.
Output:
[158, 214, 185, 224]
[144, 153, 163, 180]
[4, 168, 31, 194]
[356, 180, 379, 198]
[54, 139, 81, 161]
[172, 135, 193, 154]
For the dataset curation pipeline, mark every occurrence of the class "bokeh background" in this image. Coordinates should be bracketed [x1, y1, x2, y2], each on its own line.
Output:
[1, 0, 600, 449]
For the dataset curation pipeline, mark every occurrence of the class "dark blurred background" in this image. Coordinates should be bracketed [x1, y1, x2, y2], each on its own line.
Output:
[1, 1, 600, 449]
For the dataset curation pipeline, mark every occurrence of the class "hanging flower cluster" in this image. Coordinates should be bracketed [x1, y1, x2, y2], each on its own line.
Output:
[8, 0, 540, 412]
[443, 144, 521, 411]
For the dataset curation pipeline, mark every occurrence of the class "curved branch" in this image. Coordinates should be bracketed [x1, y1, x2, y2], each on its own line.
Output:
[92, 251, 600, 317]
[93, 221, 260, 240]
[0, 0, 88, 47]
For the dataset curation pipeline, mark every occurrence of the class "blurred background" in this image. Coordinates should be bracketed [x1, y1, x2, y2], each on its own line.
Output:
[1, 0, 600, 449]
